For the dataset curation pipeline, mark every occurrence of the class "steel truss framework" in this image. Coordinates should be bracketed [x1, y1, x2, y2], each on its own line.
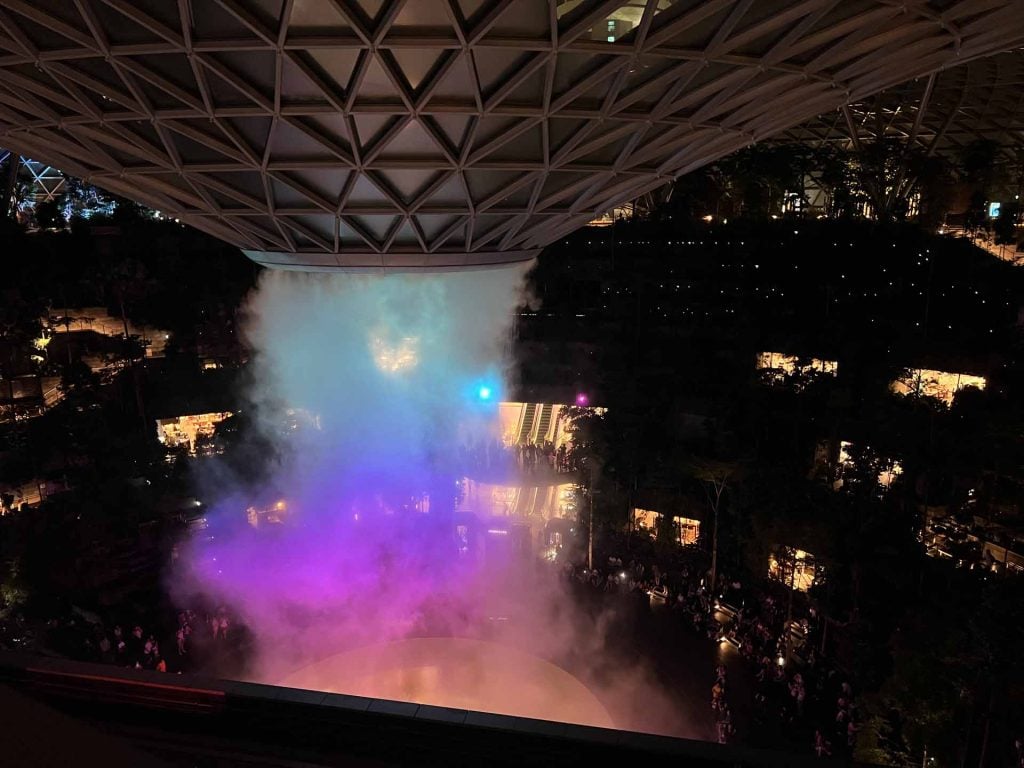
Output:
[780, 48, 1024, 161]
[0, 150, 68, 202]
[0, 1, 1022, 271]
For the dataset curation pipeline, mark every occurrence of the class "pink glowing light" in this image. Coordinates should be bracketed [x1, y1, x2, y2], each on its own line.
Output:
[176, 269, 693, 740]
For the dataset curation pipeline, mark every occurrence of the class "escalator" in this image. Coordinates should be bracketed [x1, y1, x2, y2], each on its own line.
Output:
[517, 402, 537, 443]
[513, 486, 539, 518]
[534, 404, 553, 443]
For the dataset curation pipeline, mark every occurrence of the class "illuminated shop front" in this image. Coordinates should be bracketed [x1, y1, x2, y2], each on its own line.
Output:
[836, 441, 904, 490]
[756, 352, 837, 384]
[890, 368, 986, 405]
[155, 411, 232, 453]
[632, 508, 701, 546]
[768, 547, 819, 592]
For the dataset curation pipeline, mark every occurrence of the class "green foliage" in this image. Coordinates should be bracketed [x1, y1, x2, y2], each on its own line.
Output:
[993, 201, 1019, 245]
[564, 407, 634, 532]
[714, 144, 814, 218]
[59, 358, 99, 393]
[852, 139, 944, 222]
[0, 559, 28, 617]
[856, 573, 1024, 766]
[110, 196, 146, 223]
[883, 606, 977, 757]
[654, 505, 678, 544]
[854, 704, 906, 766]
[958, 140, 998, 188]
[33, 200, 64, 230]
[523, 217, 1024, 765]
[659, 132, 970, 225]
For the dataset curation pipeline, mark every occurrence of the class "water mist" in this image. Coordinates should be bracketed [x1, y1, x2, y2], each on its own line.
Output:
[177, 266, 699, 737]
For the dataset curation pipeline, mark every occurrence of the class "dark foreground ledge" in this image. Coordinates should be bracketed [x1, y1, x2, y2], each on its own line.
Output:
[0, 650, 847, 768]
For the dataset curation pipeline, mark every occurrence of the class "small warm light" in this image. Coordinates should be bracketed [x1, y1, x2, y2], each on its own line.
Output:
[275, 500, 286, 511]
[702, 214, 713, 222]
[777, 654, 786, 667]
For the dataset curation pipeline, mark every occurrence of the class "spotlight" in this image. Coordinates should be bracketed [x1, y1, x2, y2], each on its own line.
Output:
[575, 392, 589, 406]
[478, 385, 492, 401]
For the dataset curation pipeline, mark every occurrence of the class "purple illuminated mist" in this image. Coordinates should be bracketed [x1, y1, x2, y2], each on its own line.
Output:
[177, 268, 697, 736]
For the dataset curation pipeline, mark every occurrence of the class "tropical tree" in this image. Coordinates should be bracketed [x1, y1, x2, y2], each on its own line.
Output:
[684, 456, 740, 591]
[715, 144, 813, 218]
[33, 200, 64, 230]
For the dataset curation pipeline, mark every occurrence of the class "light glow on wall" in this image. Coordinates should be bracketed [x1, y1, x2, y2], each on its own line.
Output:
[757, 352, 837, 381]
[496, 402, 606, 447]
[768, 547, 818, 592]
[156, 412, 232, 453]
[890, 368, 986, 405]
[837, 441, 904, 489]
[632, 508, 701, 546]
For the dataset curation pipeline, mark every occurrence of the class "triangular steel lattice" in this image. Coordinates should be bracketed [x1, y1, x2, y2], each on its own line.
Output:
[0, 0, 1022, 269]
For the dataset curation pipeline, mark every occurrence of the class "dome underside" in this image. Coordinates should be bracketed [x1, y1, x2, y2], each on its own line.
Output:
[0, 0, 1022, 268]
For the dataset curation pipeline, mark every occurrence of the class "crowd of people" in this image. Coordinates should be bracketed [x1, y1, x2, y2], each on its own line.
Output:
[21, 612, 172, 672]
[6, 602, 241, 678]
[565, 543, 858, 755]
[8, 519, 859, 756]
[109, 623, 166, 671]
[711, 664, 736, 743]
[458, 438, 577, 477]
